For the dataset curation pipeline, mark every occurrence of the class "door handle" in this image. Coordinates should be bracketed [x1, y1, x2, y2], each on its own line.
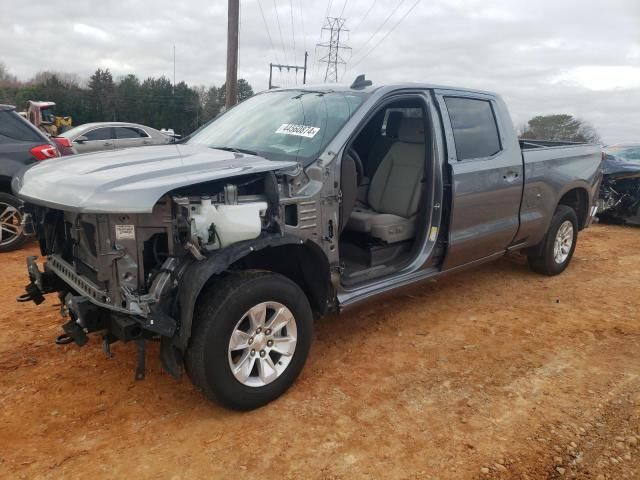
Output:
[104, 141, 113, 146]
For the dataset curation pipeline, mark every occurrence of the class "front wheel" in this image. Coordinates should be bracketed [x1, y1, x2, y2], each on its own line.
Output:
[0, 193, 27, 253]
[185, 271, 313, 410]
[527, 205, 578, 276]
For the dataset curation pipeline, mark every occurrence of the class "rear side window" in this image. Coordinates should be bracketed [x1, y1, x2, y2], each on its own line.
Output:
[444, 97, 501, 161]
[0, 111, 44, 143]
[84, 128, 113, 141]
[115, 127, 148, 139]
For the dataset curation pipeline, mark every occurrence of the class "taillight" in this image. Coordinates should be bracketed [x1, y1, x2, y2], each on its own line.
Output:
[54, 137, 72, 148]
[30, 144, 60, 161]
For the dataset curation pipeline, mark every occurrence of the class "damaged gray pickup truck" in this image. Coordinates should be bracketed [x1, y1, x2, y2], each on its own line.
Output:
[14, 76, 602, 410]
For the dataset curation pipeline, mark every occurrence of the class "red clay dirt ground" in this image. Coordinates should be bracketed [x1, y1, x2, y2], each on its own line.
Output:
[1, 223, 640, 480]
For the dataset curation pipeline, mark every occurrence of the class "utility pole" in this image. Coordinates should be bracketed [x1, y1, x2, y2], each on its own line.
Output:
[225, 0, 239, 109]
[316, 17, 350, 83]
[268, 51, 308, 89]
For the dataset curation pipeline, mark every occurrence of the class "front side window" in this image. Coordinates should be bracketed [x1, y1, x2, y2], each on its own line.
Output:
[444, 97, 501, 161]
[84, 128, 113, 141]
[187, 90, 366, 164]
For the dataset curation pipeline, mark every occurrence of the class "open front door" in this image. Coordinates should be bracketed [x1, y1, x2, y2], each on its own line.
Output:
[437, 92, 523, 269]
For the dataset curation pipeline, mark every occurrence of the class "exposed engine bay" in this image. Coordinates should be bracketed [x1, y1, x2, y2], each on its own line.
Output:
[597, 146, 640, 225]
[21, 172, 289, 359]
[598, 177, 640, 225]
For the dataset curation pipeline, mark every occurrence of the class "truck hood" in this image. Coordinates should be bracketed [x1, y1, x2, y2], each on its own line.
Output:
[13, 144, 298, 213]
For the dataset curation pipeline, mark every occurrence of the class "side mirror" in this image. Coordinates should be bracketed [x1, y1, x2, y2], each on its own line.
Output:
[75, 135, 88, 143]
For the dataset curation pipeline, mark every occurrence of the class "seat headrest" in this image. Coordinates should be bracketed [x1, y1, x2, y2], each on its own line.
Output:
[397, 117, 425, 143]
[385, 111, 403, 138]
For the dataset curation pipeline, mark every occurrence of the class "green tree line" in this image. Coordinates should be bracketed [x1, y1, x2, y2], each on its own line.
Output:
[519, 114, 601, 143]
[0, 63, 254, 136]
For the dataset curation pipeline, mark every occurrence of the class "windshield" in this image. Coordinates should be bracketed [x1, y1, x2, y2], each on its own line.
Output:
[41, 108, 55, 124]
[186, 90, 366, 164]
[606, 145, 640, 163]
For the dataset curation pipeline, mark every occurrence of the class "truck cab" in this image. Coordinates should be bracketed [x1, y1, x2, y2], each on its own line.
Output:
[15, 77, 602, 410]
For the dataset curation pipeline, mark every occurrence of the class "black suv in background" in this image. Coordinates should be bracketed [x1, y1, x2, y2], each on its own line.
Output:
[0, 105, 59, 251]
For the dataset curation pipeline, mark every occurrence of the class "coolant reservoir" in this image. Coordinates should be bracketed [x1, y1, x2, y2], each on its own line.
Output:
[190, 198, 267, 249]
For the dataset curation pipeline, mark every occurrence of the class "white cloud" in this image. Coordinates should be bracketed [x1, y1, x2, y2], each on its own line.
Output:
[97, 58, 134, 72]
[552, 66, 640, 91]
[1, 0, 638, 143]
[73, 23, 111, 42]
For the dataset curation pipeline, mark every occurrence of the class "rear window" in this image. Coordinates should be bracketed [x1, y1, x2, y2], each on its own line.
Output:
[0, 111, 44, 143]
[115, 127, 148, 139]
[444, 97, 502, 161]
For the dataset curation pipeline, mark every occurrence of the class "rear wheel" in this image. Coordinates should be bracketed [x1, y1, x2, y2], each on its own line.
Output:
[185, 271, 313, 410]
[0, 193, 26, 253]
[527, 205, 578, 276]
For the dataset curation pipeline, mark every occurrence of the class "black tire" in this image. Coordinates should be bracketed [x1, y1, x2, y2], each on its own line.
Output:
[527, 205, 578, 276]
[185, 271, 313, 410]
[0, 193, 27, 253]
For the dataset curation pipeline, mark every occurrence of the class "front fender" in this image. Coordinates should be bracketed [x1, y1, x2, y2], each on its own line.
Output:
[175, 233, 306, 350]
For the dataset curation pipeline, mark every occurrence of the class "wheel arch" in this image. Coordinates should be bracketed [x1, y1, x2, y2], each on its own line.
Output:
[557, 185, 590, 230]
[176, 234, 331, 351]
[0, 175, 13, 194]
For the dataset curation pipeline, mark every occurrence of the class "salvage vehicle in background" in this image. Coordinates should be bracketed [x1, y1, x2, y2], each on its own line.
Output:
[25, 100, 72, 136]
[0, 104, 59, 252]
[597, 143, 640, 225]
[14, 77, 602, 410]
[58, 122, 173, 154]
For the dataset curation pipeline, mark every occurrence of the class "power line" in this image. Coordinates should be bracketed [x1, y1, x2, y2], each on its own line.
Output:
[351, 0, 378, 33]
[257, 0, 280, 64]
[351, 0, 406, 57]
[273, 0, 288, 64]
[324, 0, 335, 19]
[298, 0, 307, 54]
[340, 0, 349, 17]
[348, 0, 421, 73]
[289, 0, 297, 66]
[340, 0, 349, 18]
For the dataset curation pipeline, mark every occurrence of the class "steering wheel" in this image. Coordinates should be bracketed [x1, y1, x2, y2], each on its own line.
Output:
[348, 147, 365, 184]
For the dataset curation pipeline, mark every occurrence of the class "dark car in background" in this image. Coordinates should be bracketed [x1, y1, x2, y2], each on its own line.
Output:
[0, 104, 59, 251]
[597, 143, 640, 225]
[57, 122, 173, 154]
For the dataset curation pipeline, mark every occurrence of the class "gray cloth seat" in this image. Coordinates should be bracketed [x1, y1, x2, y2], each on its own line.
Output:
[347, 117, 425, 243]
[364, 111, 404, 178]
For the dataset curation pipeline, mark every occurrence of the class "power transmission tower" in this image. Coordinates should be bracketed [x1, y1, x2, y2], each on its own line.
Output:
[316, 17, 351, 83]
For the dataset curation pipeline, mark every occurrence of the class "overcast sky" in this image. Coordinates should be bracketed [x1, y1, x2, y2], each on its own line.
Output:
[3, 0, 639, 143]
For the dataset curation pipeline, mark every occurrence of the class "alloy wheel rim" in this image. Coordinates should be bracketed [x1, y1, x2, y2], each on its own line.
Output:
[553, 220, 574, 264]
[0, 202, 23, 247]
[227, 301, 298, 387]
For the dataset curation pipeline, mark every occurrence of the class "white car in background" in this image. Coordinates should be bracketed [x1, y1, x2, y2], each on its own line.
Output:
[57, 122, 173, 154]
